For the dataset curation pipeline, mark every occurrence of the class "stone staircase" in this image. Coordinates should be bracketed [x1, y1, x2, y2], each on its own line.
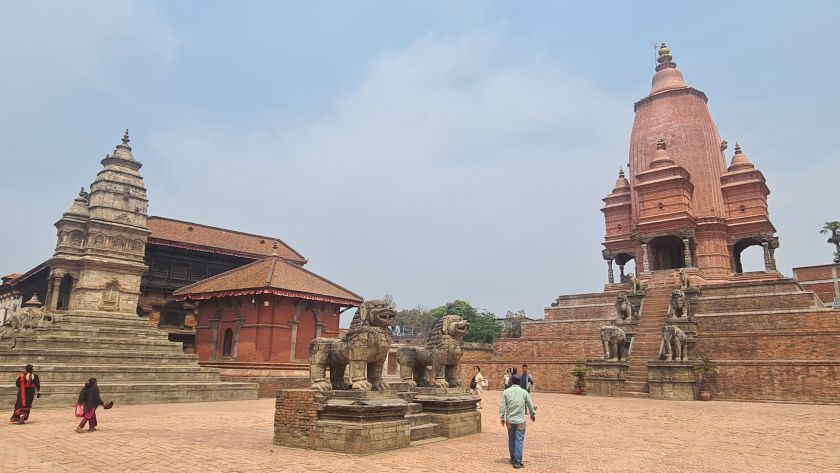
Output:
[0, 309, 257, 407]
[623, 272, 675, 397]
[405, 402, 446, 446]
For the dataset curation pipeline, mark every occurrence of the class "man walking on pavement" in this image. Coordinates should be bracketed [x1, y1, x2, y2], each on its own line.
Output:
[520, 364, 535, 392]
[499, 374, 536, 468]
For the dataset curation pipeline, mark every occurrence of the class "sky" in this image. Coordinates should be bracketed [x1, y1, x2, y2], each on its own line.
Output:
[1, 1, 838, 327]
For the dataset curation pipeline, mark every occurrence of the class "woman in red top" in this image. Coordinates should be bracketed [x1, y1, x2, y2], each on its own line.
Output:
[10, 364, 40, 424]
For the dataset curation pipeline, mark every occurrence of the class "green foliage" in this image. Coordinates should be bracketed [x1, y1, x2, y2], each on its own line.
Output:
[571, 364, 586, 388]
[430, 300, 501, 343]
[694, 356, 718, 390]
[820, 221, 840, 263]
[503, 310, 527, 338]
[394, 305, 436, 337]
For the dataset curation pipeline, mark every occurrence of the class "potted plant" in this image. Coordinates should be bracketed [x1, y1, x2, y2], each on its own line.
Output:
[694, 356, 718, 401]
[571, 364, 587, 395]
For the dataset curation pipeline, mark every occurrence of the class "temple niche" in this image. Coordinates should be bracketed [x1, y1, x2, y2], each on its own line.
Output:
[458, 43, 840, 404]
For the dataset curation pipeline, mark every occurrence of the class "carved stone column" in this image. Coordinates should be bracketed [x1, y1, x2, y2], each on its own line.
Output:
[232, 319, 243, 359]
[210, 320, 220, 359]
[47, 275, 62, 311]
[607, 259, 615, 284]
[288, 321, 299, 361]
[762, 241, 772, 272]
[641, 242, 650, 272]
[768, 246, 777, 271]
[682, 238, 692, 268]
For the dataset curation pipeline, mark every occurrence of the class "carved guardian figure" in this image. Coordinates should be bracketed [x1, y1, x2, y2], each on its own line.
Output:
[600, 325, 627, 361]
[615, 292, 632, 321]
[667, 288, 688, 319]
[0, 295, 52, 349]
[659, 325, 688, 361]
[396, 314, 470, 389]
[308, 300, 395, 391]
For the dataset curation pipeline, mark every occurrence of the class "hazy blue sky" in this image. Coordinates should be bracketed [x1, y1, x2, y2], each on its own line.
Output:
[1, 1, 838, 325]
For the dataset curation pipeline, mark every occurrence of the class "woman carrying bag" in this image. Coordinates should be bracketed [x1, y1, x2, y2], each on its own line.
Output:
[75, 378, 112, 433]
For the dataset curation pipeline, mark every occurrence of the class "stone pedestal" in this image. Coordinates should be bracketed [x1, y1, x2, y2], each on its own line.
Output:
[273, 388, 410, 454]
[412, 387, 481, 438]
[647, 361, 697, 400]
[584, 361, 628, 397]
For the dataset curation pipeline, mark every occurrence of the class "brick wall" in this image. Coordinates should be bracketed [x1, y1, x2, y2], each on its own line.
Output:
[794, 264, 839, 305]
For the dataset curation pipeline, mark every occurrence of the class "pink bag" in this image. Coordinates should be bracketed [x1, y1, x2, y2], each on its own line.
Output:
[74, 403, 84, 417]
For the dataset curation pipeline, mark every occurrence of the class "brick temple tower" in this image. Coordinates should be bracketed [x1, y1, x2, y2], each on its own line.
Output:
[601, 44, 778, 284]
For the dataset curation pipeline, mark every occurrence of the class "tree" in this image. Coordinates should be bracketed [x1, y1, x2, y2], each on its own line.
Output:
[430, 300, 501, 344]
[503, 310, 527, 338]
[820, 221, 840, 263]
[394, 305, 436, 338]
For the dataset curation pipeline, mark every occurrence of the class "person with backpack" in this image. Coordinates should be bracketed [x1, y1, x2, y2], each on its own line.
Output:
[469, 366, 484, 409]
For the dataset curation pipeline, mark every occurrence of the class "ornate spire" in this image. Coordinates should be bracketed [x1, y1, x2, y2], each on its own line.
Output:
[729, 142, 754, 170]
[117, 129, 131, 151]
[656, 42, 676, 71]
[271, 240, 279, 256]
[22, 293, 42, 308]
[613, 167, 630, 192]
[650, 138, 675, 168]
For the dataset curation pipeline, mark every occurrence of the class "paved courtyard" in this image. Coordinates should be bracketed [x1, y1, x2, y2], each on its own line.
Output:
[2, 390, 838, 473]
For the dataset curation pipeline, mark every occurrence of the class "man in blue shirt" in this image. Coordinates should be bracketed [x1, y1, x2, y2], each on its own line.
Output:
[499, 374, 536, 468]
[520, 364, 534, 392]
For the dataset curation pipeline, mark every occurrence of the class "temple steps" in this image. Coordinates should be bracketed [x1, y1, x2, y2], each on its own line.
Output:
[13, 336, 185, 352]
[0, 347, 199, 365]
[409, 422, 441, 442]
[410, 436, 447, 447]
[405, 412, 431, 427]
[622, 285, 673, 396]
[0, 381, 258, 407]
[0, 364, 221, 383]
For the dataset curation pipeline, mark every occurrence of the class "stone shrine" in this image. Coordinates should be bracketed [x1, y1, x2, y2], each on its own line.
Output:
[0, 132, 258, 406]
[274, 302, 479, 453]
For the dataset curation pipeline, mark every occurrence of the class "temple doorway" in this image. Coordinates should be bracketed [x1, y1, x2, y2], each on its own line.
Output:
[650, 236, 685, 270]
[56, 274, 73, 310]
[615, 252, 637, 281]
[222, 328, 234, 357]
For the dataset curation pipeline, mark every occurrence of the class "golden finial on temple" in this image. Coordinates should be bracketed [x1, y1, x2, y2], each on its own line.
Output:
[656, 138, 667, 150]
[734, 142, 742, 154]
[657, 42, 673, 64]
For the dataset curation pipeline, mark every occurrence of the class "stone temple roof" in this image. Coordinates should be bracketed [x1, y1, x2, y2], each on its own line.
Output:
[173, 254, 362, 306]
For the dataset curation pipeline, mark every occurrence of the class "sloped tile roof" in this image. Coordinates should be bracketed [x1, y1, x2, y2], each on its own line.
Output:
[147, 216, 306, 263]
[173, 256, 362, 306]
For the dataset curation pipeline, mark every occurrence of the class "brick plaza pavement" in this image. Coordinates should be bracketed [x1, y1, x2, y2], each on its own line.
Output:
[2, 389, 838, 473]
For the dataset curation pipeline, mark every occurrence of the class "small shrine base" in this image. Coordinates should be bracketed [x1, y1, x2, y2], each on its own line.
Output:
[411, 386, 481, 438]
[273, 388, 410, 454]
[647, 361, 697, 400]
[584, 360, 628, 397]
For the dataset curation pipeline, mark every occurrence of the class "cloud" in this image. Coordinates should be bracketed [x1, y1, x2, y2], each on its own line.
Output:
[149, 33, 629, 325]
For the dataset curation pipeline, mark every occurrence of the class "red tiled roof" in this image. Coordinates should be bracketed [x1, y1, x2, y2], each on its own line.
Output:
[147, 216, 306, 264]
[173, 256, 362, 306]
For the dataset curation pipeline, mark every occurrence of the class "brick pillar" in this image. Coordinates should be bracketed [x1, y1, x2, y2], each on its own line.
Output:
[273, 389, 320, 449]
[607, 259, 615, 284]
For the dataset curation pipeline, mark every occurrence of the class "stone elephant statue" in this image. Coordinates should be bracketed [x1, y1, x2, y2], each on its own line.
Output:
[659, 325, 688, 361]
[600, 325, 627, 361]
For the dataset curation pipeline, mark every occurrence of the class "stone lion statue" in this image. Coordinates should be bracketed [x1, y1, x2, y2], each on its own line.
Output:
[667, 288, 687, 319]
[396, 314, 470, 389]
[659, 325, 688, 361]
[308, 299, 395, 391]
[600, 325, 627, 361]
[615, 292, 632, 321]
[0, 295, 52, 349]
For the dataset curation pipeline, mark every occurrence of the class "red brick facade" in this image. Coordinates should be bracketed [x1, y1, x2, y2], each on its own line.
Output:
[793, 264, 840, 306]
